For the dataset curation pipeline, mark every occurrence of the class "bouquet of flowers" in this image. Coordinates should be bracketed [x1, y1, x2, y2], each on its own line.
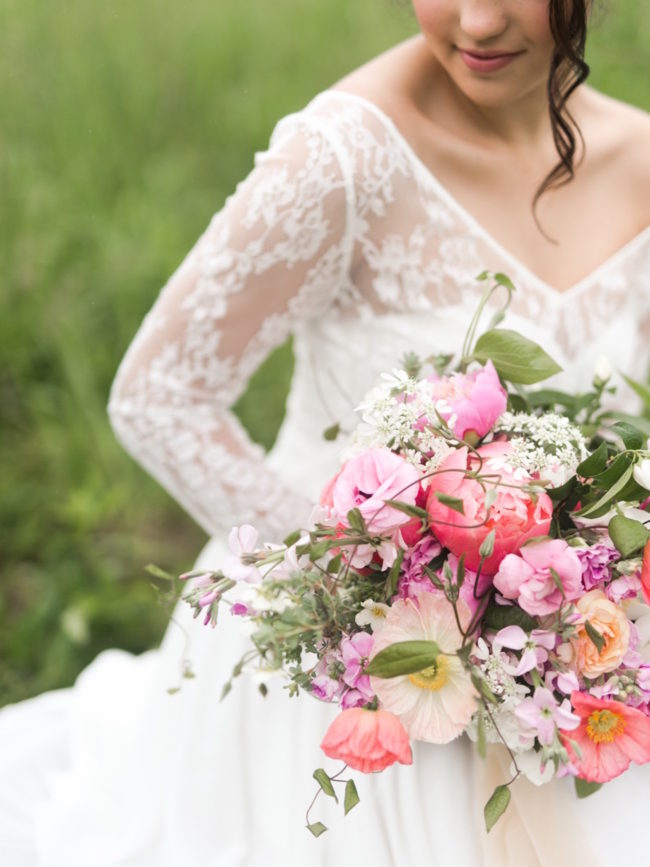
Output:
[180, 274, 650, 833]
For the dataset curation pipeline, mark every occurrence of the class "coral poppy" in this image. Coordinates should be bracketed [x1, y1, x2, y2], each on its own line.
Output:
[320, 708, 413, 773]
[561, 691, 650, 783]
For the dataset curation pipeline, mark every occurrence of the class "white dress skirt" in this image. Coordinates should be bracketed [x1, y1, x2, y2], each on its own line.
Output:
[2, 89, 650, 866]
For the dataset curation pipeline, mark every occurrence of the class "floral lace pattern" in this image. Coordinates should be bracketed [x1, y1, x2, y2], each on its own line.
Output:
[108, 90, 650, 538]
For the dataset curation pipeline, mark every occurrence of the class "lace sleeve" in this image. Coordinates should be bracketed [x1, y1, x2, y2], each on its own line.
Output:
[107, 114, 355, 538]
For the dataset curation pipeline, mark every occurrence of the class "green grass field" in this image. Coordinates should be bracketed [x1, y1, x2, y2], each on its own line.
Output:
[1, 0, 648, 706]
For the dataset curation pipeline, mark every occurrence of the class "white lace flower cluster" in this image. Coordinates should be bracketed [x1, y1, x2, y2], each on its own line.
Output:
[492, 411, 588, 486]
[347, 369, 455, 471]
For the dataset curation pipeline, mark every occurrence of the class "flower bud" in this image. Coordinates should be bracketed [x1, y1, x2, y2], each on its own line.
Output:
[593, 355, 612, 387]
[634, 459, 650, 492]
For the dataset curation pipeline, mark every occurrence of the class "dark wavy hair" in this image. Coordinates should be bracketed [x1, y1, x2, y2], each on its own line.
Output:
[537, 0, 591, 206]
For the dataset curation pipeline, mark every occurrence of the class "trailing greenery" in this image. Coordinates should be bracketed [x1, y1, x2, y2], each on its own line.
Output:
[1, 0, 647, 706]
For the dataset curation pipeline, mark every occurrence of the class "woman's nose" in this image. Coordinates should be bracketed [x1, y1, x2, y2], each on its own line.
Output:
[458, 0, 509, 43]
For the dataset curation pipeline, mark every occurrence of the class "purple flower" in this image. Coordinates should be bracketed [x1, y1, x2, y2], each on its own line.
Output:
[606, 572, 642, 604]
[495, 625, 556, 675]
[311, 675, 344, 703]
[576, 543, 619, 591]
[397, 536, 442, 599]
[340, 688, 368, 709]
[515, 687, 580, 746]
[340, 632, 375, 703]
[311, 647, 345, 703]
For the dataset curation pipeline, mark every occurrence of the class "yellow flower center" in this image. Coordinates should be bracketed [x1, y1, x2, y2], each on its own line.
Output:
[586, 709, 625, 744]
[408, 655, 449, 691]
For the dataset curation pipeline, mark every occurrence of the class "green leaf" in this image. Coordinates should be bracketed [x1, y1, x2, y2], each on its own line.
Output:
[549, 567, 566, 598]
[434, 492, 465, 514]
[575, 464, 634, 518]
[611, 421, 645, 451]
[576, 441, 609, 478]
[344, 779, 360, 815]
[574, 778, 603, 799]
[526, 389, 576, 409]
[608, 514, 650, 557]
[313, 769, 338, 802]
[494, 272, 517, 292]
[473, 329, 562, 385]
[364, 640, 441, 678]
[593, 454, 631, 488]
[484, 785, 511, 832]
[584, 620, 605, 654]
[472, 672, 499, 704]
[347, 508, 367, 534]
[385, 549, 404, 597]
[622, 372, 650, 410]
[309, 540, 334, 562]
[283, 529, 302, 547]
[385, 500, 430, 521]
[483, 601, 537, 633]
[323, 423, 341, 442]
[145, 563, 176, 582]
[306, 822, 328, 838]
[326, 552, 343, 574]
[547, 476, 578, 502]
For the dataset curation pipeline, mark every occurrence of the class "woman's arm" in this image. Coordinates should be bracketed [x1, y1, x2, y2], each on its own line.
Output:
[108, 115, 354, 537]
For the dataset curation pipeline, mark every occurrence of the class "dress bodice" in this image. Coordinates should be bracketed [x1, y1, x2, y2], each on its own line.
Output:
[108, 90, 650, 538]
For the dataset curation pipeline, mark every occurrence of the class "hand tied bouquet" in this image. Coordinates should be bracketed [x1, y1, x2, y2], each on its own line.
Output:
[180, 273, 650, 833]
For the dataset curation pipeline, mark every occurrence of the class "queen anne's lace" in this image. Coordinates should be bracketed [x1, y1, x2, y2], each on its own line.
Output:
[108, 91, 650, 538]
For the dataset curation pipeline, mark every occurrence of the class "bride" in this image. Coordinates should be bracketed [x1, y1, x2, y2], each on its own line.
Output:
[2, 2, 649, 865]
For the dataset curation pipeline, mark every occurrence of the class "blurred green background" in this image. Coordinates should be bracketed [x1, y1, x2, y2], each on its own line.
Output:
[1, 0, 648, 706]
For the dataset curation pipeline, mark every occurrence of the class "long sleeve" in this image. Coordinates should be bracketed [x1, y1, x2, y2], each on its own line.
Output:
[107, 113, 355, 538]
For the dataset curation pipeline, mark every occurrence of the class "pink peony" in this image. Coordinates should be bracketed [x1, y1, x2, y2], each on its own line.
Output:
[493, 538, 583, 616]
[320, 708, 413, 773]
[561, 692, 650, 783]
[426, 444, 553, 575]
[429, 361, 507, 443]
[332, 449, 421, 533]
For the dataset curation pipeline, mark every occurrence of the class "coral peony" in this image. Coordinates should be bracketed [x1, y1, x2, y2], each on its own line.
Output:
[332, 448, 421, 533]
[369, 594, 478, 743]
[426, 444, 553, 574]
[572, 590, 630, 677]
[429, 361, 507, 443]
[561, 692, 650, 783]
[320, 708, 413, 773]
[493, 538, 583, 617]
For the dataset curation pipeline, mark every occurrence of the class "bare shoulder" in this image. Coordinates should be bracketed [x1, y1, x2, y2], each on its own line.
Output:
[329, 36, 430, 115]
[582, 88, 650, 184]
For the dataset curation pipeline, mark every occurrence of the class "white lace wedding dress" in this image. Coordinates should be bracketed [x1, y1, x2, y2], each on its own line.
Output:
[2, 90, 650, 867]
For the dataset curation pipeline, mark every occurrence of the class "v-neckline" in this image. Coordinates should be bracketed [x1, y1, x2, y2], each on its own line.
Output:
[317, 89, 650, 300]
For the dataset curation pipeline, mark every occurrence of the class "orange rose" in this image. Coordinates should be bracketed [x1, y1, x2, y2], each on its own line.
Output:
[572, 590, 630, 677]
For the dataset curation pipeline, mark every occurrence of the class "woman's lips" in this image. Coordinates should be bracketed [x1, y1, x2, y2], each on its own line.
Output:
[458, 49, 523, 73]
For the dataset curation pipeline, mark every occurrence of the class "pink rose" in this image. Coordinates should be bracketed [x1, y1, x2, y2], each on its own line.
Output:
[494, 538, 583, 616]
[332, 448, 421, 533]
[320, 708, 413, 773]
[426, 443, 553, 575]
[430, 361, 507, 443]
